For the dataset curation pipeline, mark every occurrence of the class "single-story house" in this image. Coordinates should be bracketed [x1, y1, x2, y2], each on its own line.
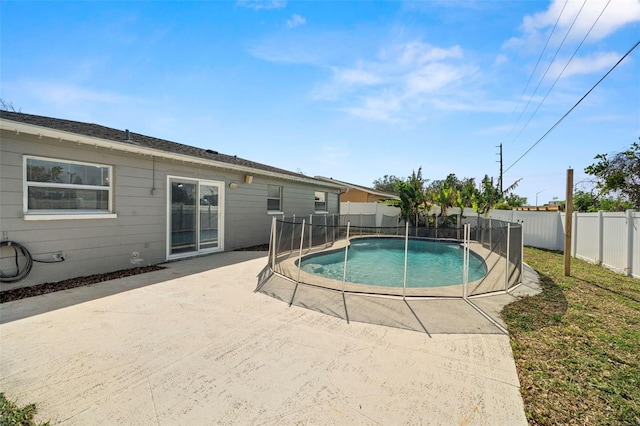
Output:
[0, 111, 344, 289]
[313, 176, 399, 203]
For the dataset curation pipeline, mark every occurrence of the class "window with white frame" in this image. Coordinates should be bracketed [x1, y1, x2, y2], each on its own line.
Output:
[314, 191, 327, 212]
[24, 156, 112, 214]
[267, 185, 282, 212]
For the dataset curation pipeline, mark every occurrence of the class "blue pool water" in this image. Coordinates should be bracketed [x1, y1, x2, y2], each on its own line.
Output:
[300, 237, 487, 288]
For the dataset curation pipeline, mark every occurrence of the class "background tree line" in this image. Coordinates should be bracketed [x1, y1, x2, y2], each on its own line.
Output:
[372, 138, 639, 224]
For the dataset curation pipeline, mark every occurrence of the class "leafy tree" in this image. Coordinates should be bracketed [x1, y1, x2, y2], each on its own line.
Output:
[396, 168, 427, 226]
[472, 176, 500, 216]
[585, 138, 640, 209]
[573, 190, 598, 212]
[372, 174, 402, 194]
[427, 175, 459, 226]
[427, 174, 471, 202]
[426, 174, 477, 207]
[597, 197, 634, 212]
[473, 176, 521, 216]
[573, 190, 634, 212]
[494, 193, 527, 210]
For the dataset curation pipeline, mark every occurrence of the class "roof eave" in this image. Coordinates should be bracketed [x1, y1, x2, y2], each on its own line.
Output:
[1, 118, 343, 190]
[314, 176, 399, 200]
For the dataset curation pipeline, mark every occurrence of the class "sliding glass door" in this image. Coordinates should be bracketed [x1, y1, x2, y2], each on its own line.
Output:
[199, 183, 219, 250]
[168, 177, 224, 258]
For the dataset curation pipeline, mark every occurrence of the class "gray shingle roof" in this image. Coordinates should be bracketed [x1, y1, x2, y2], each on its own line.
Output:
[0, 110, 319, 182]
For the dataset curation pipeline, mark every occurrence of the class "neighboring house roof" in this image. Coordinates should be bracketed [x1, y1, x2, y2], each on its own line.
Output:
[314, 176, 400, 200]
[0, 111, 344, 189]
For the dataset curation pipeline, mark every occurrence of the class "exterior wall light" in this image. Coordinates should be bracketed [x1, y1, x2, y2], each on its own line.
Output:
[229, 183, 238, 189]
[245, 175, 253, 184]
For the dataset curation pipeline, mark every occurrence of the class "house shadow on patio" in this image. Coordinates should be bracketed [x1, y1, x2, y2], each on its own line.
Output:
[0, 251, 267, 324]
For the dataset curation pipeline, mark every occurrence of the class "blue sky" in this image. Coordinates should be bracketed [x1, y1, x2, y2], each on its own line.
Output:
[2, 0, 639, 205]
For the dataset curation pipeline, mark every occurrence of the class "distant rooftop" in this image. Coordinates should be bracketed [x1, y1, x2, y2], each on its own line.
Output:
[314, 176, 400, 200]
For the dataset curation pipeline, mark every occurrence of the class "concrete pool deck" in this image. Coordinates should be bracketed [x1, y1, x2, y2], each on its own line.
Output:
[0, 251, 540, 425]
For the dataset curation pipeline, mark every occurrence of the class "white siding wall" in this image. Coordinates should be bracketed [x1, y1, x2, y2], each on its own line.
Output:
[0, 130, 340, 288]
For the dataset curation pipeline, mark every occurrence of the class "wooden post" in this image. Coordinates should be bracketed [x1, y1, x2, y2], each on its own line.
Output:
[564, 168, 574, 276]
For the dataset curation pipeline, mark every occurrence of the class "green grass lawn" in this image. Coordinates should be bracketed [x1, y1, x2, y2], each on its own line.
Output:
[502, 247, 640, 425]
[0, 393, 48, 426]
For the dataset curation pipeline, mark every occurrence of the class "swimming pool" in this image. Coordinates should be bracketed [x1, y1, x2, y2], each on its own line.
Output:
[299, 237, 487, 288]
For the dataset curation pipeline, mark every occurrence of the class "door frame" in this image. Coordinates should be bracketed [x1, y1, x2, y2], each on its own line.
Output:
[166, 175, 225, 260]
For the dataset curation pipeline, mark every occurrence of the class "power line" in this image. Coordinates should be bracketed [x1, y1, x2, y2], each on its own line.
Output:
[504, 38, 640, 174]
[511, 0, 588, 143]
[511, 0, 612, 145]
[511, 0, 568, 119]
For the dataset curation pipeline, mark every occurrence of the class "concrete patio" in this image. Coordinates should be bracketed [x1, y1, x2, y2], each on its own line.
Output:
[0, 251, 538, 425]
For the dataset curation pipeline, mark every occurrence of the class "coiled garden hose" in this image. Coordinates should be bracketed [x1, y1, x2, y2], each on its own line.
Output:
[0, 241, 65, 283]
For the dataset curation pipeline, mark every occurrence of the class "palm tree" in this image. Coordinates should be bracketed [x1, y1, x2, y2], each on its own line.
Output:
[397, 168, 427, 226]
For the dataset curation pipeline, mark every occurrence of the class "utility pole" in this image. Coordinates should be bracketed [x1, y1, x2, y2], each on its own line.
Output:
[564, 168, 574, 276]
[496, 143, 503, 194]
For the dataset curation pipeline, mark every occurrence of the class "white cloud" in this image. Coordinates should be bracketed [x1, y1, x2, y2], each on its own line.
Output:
[248, 36, 323, 65]
[398, 41, 463, 65]
[319, 41, 479, 122]
[405, 63, 469, 95]
[344, 94, 404, 123]
[251, 34, 498, 122]
[236, 0, 286, 10]
[520, 0, 640, 44]
[333, 67, 382, 86]
[494, 54, 508, 66]
[501, 36, 525, 50]
[286, 14, 306, 28]
[547, 51, 621, 79]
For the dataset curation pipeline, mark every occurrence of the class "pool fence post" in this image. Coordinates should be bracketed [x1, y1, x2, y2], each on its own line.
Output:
[290, 219, 306, 307]
[464, 223, 471, 297]
[403, 221, 409, 300]
[324, 214, 328, 247]
[434, 210, 438, 239]
[309, 214, 313, 250]
[270, 216, 276, 271]
[342, 222, 351, 285]
[342, 222, 351, 324]
[290, 214, 296, 254]
[462, 224, 466, 298]
[505, 223, 511, 291]
[468, 223, 471, 296]
[521, 222, 524, 285]
[334, 214, 338, 243]
[277, 214, 285, 258]
[489, 218, 492, 249]
[463, 223, 470, 299]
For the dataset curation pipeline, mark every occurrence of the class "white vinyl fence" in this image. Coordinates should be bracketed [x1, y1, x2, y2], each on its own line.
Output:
[340, 201, 403, 227]
[487, 209, 638, 278]
[341, 202, 638, 278]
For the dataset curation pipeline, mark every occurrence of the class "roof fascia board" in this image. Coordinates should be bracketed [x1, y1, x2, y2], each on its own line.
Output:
[315, 176, 399, 199]
[1, 118, 342, 190]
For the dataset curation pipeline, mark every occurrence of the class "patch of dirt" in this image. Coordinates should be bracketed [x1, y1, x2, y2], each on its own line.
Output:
[0, 265, 165, 304]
